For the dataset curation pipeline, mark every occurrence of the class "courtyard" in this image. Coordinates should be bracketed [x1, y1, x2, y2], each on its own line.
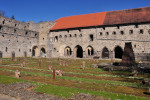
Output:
[0, 57, 149, 100]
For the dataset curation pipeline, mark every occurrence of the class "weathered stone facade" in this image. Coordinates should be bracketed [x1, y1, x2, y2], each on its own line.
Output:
[49, 23, 150, 60]
[0, 16, 55, 58]
[47, 7, 150, 60]
[1, 7, 150, 61]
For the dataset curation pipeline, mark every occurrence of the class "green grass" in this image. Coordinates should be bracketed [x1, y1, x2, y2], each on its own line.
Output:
[0, 74, 24, 84]
[0, 68, 146, 88]
[0, 74, 149, 100]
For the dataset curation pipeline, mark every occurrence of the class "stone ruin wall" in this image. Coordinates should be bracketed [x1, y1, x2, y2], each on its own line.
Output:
[0, 16, 55, 58]
[38, 21, 55, 57]
[49, 23, 150, 60]
[0, 14, 150, 61]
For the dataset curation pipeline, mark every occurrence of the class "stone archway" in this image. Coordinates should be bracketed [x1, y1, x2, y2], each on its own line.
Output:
[114, 46, 123, 59]
[32, 46, 38, 57]
[0, 51, 2, 58]
[40, 47, 46, 57]
[74, 45, 83, 58]
[86, 46, 94, 57]
[64, 46, 72, 56]
[102, 47, 109, 59]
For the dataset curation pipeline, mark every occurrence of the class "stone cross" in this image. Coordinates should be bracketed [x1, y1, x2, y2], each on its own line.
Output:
[55, 70, 63, 76]
[48, 65, 52, 71]
[39, 59, 42, 67]
[81, 61, 85, 69]
[21, 61, 26, 67]
[15, 70, 20, 78]
[59, 62, 62, 66]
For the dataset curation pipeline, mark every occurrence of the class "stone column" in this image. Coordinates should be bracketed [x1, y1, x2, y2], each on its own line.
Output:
[83, 51, 86, 58]
[74, 48, 77, 58]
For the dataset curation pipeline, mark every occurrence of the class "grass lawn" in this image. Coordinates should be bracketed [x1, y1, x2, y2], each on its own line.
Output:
[0, 57, 150, 100]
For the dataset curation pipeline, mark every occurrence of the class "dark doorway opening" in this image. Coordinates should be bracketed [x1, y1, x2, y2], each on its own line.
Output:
[32, 49, 35, 56]
[32, 46, 38, 57]
[12, 52, 15, 59]
[41, 48, 46, 57]
[102, 47, 109, 59]
[41, 48, 46, 53]
[76, 45, 83, 58]
[0, 51, 2, 58]
[24, 51, 27, 57]
[115, 46, 123, 59]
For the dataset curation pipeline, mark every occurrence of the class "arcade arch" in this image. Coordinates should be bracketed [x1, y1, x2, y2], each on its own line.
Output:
[74, 45, 83, 58]
[86, 46, 94, 57]
[32, 46, 38, 57]
[64, 46, 72, 56]
[102, 47, 109, 59]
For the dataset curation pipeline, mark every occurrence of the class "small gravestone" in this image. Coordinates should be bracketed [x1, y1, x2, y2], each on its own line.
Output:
[59, 62, 62, 66]
[15, 70, 20, 78]
[55, 70, 63, 76]
[39, 59, 42, 67]
[81, 61, 85, 70]
[21, 61, 26, 67]
[48, 65, 52, 71]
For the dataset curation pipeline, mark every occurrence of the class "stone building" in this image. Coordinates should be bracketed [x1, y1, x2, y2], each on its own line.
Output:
[1, 6, 150, 61]
[49, 7, 150, 61]
[0, 16, 54, 58]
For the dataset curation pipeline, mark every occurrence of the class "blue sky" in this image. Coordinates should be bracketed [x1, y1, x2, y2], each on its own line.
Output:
[0, 0, 150, 23]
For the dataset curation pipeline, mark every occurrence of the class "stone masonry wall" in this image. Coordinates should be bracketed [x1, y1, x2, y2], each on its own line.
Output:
[49, 23, 150, 60]
[0, 16, 39, 58]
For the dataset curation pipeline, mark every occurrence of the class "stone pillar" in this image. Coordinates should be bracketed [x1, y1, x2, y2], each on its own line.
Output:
[74, 48, 77, 58]
[109, 51, 113, 59]
[83, 51, 86, 58]
[122, 42, 136, 67]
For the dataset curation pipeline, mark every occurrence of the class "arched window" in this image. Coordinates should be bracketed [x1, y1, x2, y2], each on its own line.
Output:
[54, 36, 58, 42]
[120, 31, 124, 35]
[112, 31, 116, 35]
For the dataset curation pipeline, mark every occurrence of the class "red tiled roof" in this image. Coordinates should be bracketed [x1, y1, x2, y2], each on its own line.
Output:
[51, 7, 150, 30]
[51, 12, 106, 30]
[103, 7, 150, 25]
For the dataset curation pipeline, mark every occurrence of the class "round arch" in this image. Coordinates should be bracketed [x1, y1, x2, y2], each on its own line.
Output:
[86, 46, 94, 57]
[114, 46, 123, 59]
[32, 46, 38, 57]
[102, 47, 109, 59]
[64, 46, 72, 56]
[74, 45, 83, 58]
[40, 47, 46, 57]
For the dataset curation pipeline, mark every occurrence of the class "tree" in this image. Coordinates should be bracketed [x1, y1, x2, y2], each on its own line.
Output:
[11, 15, 15, 19]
